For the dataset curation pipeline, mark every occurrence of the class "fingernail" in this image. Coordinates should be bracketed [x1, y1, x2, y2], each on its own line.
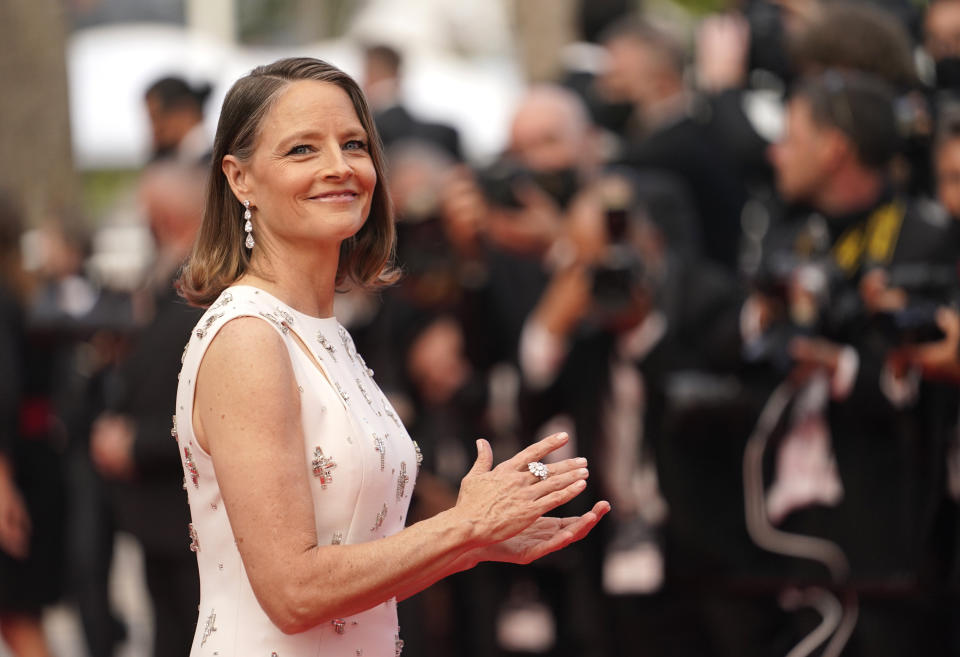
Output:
[578, 468, 589, 477]
[575, 457, 587, 466]
[556, 432, 568, 442]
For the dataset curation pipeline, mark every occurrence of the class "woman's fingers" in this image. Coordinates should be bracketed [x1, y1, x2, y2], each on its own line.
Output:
[531, 466, 589, 497]
[506, 432, 570, 471]
[574, 502, 611, 537]
[531, 478, 589, 516]
[524, 502, 612, 562]
[467, 438, 494, 476]
[553, 502, 611, 546]
[534, 456, 588, 478]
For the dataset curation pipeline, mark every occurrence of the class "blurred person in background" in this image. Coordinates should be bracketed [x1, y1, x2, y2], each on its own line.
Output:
[519, 168, 748, 656]
[895, 113, 960, 385]
[788, 2, 934, 194]
[22, 217, 133, 657]
[362, 44, 463, 161]
[455, 84, 613, 657]
[926, 0, 960, 105]
[748, 70, 958, 656]
[921, 0, 960, 201]
[880, 108, 960, 655]
[473, 84, 605, 371]
[89, 161, 206, 657]
[600, 16, 747, 272]
[788, 2, 917, 87]
[363, 139, 501, 657]
[557, 0, 636, 143]
[0, 194, 64, 657]
[144, 76, 213, 166]
[693, 1, 930, 218]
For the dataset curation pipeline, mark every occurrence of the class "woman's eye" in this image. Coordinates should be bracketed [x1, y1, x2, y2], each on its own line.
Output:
[344, 139, 367, 151]
[288, 144, 311, 155]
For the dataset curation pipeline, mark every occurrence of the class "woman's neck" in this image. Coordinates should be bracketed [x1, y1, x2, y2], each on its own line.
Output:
[239, 243, 340, 318]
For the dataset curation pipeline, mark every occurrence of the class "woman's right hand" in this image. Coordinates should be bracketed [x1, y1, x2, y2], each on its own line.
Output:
[451, 433, 594, 548]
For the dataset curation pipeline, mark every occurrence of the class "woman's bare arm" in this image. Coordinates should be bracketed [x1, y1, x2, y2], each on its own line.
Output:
[194, 317, 596, 634]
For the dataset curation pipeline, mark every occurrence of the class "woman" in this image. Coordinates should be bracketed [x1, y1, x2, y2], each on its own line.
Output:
[175, 57, 608, 656]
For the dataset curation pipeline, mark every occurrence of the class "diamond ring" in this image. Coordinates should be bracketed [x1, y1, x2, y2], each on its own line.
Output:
[528, 461, 549, 482]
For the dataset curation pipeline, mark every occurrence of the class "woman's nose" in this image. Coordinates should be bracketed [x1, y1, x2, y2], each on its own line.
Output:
[320, 146, 352, 180]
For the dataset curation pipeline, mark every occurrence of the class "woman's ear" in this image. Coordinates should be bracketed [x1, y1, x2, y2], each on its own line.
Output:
[222, 154, 252, 203]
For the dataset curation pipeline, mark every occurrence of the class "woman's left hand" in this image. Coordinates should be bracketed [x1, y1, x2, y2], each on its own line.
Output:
[475, 501, 610, 565]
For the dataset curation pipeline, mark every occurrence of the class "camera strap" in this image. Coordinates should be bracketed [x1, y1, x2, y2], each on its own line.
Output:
[830, 200, 905, 277]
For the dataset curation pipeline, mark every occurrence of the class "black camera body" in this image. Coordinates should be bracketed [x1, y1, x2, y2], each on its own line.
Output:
[874, 303, 946, 345]
[872, 263, 958, 345]
[478, 160, 579, 210]
[591, 205, 645, 316]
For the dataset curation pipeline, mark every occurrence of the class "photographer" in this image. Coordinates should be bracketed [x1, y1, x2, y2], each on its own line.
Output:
[750, 70, 958, 655]
[600, 16, 747, 272]
[468, 84, 605, 368]
[519, 169, 747, 654]
[894, 115, 960, 382]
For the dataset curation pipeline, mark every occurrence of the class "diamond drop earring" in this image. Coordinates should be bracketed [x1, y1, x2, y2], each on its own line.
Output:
[243, 200, 254, 249]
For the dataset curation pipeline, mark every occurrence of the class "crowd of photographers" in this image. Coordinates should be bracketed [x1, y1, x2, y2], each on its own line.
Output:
[8, 0, 960, 655]
[364, 1, 960, 655]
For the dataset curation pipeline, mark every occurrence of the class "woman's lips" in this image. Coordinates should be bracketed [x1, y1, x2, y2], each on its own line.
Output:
[312, 191, 358, 202]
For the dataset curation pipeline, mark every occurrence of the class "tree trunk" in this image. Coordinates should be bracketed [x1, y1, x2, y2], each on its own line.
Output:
[511, 0, 577, 83]
[0, 0, 77, 226]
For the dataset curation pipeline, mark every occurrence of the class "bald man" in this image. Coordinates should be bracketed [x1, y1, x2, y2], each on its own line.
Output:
[509, 84, 603, 178]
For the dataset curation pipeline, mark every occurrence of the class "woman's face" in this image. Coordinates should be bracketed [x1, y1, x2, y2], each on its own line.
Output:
[227, 80, 377, 253]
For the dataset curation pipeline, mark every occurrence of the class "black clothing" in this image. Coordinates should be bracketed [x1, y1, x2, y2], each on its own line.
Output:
[108, 283, 201, 555]
[374, 104, 463, 161]
[619, 112, 748, 272]
[107, 280, 202, 657]
[752, 192, 960, 656]
[0, 287, 66, 612]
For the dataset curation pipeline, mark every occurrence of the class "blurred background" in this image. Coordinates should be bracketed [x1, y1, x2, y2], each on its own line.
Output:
[6, 0, 960, 655]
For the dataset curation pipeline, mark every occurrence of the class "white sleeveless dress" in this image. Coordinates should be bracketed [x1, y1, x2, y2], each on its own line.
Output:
[174, 285, 418, 657]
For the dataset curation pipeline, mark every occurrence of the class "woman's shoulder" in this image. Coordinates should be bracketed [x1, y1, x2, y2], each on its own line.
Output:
[190, 285, 280, 334]
[186, 298, 293, 401]
[184, 285, 292, 369]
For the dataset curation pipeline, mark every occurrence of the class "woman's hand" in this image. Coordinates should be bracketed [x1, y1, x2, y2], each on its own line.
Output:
[477, 501, 610, 565]
[450, 433, 600, 549]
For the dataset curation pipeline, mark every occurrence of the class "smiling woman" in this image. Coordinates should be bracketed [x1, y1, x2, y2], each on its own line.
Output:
[179, 58, 397, 308]
[172, 57, 608, 657]
[222, 79, 378, 263]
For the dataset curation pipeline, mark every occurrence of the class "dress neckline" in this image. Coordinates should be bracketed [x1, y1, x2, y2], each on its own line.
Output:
[228, 284, 340, 326]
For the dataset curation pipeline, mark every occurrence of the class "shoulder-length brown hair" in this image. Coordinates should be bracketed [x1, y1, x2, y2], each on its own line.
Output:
[177, 57, 398, 307]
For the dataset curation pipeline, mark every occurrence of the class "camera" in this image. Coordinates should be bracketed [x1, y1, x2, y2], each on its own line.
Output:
[590, 189, 645, 315]
[744, 257, 838, 374]
[872, 263, 957, 344]
[874, 303, 946, 344]
[478, 159, 579, 210]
